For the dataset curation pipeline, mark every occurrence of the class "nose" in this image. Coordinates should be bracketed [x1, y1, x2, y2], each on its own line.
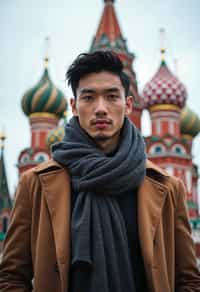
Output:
[94, 97, 108, 116]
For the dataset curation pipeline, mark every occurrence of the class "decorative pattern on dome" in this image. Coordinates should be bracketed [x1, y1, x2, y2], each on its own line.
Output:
[22, 68, 67, 117]
[46, 126, 64, 148]
[143, 61, 187, 109]
[180, 107, 200, 137]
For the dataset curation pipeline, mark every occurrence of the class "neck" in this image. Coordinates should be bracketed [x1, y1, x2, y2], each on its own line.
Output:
[94, 134, 120, 154]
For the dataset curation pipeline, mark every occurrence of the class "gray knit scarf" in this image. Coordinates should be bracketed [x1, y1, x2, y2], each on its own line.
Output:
[52, 116, 146, 292]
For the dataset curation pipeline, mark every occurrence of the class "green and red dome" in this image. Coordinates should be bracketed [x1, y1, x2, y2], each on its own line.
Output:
[180, 107, 200, 138]
[22, 68, 67, 118]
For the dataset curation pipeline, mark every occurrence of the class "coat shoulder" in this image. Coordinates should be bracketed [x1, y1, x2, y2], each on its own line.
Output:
[146, 159, 169, 184]
[146, 159, 181, 185]
[146, 159, 184, 206]
[33, 159, 63, 174]
[18, 160, 70, 206]
[146, 159, 169, 177]
[20, 159, 66, 190]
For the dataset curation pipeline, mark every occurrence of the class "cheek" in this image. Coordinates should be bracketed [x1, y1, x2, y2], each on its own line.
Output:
[76, 107, 91, 125]
[76, 105, 86, 116]
[112, 105, 126, 118]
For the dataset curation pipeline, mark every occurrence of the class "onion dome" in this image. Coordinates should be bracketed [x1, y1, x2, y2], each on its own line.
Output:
[46, 126, 64, 148]
[22, 60, 67, 118]
[143, 32, 187, 110]
[180, 107, 200, 138]
[143, 59, 187, 109]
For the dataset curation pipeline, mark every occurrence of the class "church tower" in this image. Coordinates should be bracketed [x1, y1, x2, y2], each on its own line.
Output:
[143, 29, 200, 259]
[90, 0, 143, 129]
[18, 39, 67, 175]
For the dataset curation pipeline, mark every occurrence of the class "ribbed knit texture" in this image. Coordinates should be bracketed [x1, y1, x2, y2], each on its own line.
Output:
[52, 116, 146, 292]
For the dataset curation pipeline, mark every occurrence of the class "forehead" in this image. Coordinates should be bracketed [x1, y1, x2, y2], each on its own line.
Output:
[77, 71, 123, 93]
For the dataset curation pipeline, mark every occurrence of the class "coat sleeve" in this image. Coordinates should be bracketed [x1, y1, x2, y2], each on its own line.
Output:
[0, 172, 33, 291]
[175, 178, 200, 291]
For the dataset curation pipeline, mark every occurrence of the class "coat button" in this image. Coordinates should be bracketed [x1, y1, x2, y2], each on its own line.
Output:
[54, 262, 59, 273]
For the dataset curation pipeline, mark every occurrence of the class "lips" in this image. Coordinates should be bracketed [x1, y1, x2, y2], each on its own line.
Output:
[95, 122, 108, 129]
[91, 119, 111, 129]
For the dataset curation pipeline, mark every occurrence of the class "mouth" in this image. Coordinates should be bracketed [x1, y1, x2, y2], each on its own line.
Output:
[91, 119, 112, 130]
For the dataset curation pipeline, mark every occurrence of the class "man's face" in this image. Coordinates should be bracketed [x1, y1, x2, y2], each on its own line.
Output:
[71, 71, 133, 149]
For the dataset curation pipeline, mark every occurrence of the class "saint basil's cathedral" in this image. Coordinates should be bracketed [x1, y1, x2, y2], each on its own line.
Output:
[1, 0, 200, 265]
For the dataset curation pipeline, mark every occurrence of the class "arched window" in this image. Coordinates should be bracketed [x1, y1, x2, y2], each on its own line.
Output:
[175, 147, 181, 153]
[155, 146, 162, 153]
[20, 153, 30, 164]
[171, 144, 186, 155]
[149, 143, 166, 155]
[34, 152, 49, 163]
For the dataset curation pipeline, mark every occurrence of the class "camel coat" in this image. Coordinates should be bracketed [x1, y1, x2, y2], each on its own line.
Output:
[0, 159, 200, 292]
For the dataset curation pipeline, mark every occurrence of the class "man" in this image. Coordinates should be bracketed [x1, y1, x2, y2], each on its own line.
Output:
[0, 51, 200, 292]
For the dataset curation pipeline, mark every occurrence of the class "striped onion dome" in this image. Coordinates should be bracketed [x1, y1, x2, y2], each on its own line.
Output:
[46, 126, 64, 148]
[143, 60, 187, 109]
[22, 68, 67, 117]
[180, 106, 200, 138]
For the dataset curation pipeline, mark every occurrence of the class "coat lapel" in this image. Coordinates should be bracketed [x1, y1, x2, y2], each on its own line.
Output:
[38, 168, 71, 292]
[138, 175, 168, 290]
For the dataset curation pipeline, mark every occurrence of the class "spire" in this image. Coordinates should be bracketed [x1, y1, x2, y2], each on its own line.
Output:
[159, 28, 166, 65]
[91, 0, 129, 52]
[0, 130, 6, 151]
[0, 130, 12, 211]
[44, 36, 50, 69]
[96, 0, 121, 42]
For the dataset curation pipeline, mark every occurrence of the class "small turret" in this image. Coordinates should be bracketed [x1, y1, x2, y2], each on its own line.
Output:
[0, 130, 12, 248]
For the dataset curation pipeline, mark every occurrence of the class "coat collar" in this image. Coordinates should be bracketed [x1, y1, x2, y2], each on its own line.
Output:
[34, 160, 71, 292]
[34, 159, 169, 290]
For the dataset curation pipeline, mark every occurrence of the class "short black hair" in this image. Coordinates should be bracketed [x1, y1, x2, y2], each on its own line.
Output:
[66, 50, 130, 98]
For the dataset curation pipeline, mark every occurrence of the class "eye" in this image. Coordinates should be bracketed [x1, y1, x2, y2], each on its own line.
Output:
[107, 94, 119, 101]
[81, 95, 94, 101]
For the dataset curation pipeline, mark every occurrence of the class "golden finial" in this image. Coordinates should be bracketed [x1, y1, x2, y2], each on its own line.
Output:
[0, 128, 6, 151]
[159, 28, 166, 62]
[44, 36, 50, 68]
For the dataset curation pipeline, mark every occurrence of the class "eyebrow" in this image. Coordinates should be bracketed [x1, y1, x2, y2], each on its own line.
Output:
[79, 89, 96, 94]
[79, 87, 120, 94]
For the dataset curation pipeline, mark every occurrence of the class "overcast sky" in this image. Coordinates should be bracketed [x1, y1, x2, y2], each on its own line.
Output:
[0, 0, 200, 197]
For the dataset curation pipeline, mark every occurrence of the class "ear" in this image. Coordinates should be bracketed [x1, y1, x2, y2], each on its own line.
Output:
[125, 96, 133, 115]
[70, 97, 78, 116]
